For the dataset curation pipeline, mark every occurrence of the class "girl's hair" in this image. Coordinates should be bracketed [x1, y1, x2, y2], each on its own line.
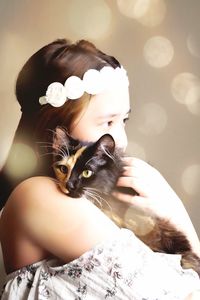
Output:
[0, 38, 120, 209]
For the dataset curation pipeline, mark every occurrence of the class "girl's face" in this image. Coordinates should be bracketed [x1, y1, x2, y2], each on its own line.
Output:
[70, 86, 130, 151]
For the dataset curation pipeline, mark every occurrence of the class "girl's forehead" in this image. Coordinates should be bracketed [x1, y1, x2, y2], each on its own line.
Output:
[88, 87, 130, 116]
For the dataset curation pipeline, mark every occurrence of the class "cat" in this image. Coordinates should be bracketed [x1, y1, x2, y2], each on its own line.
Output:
[52, 126, 125, 200]
[51, 126, 200, 276]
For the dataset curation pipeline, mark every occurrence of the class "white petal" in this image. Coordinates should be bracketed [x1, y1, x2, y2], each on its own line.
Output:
[83, 69, 104, 94]
[39, 96, 47, 105]
[64, 76, 84, 99]
[100, 66, 115, 89]
[46, 82, 67, 107]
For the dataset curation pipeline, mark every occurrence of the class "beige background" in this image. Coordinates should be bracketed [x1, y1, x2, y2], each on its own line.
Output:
[0, 0, 200, 286]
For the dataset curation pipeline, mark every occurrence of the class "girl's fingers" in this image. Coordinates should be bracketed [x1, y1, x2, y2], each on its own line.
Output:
[116, 176, 149, 197]
[122, 166, 146, 177]
[122, 156, 145, 165]
[112, 190, 172, 219]
[112, 192, 151, 214]
[122, 156, 151, 169]
[117, 176, 136, 187]
[122, 158, 158, 178]
[122, 166, 135, 177]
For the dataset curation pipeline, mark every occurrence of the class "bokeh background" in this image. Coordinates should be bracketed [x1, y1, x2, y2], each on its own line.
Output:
[0, 0, 200, 285]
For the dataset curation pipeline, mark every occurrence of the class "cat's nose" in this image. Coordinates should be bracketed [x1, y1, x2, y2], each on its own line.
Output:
[66, 181, 76, 191]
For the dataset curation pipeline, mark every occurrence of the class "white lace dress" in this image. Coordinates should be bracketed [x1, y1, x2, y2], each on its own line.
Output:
[1, 228, 200, 300]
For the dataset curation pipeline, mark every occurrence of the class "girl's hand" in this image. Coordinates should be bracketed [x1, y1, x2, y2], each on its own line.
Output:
[114, 157, 183, 219]
[113, 157, 200, 255]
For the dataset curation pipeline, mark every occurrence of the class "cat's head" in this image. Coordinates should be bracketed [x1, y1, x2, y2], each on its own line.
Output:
[52, 127, 123, 198]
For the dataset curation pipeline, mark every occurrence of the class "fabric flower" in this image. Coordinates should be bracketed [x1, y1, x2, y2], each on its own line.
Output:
[39, 82, 67, 107]
[64, 76, 85, 100]
[83, 69, 105, 94]
[39, 66, 129, 108]
[100, 66, 117, 91]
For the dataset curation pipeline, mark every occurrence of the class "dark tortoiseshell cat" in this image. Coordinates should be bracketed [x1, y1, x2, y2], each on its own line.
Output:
[51, 126, 200, 276]
[52, 127, 124, 200]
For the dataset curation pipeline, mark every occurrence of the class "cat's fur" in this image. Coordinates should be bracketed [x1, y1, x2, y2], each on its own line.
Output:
[51, 126, 200, 276]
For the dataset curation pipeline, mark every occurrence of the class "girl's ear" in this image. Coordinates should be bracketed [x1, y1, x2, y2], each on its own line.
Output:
[94, 134, 115, 156]
[52, 126, 69, 151]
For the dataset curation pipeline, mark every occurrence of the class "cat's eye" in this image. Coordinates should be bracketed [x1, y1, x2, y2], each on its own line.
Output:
[58, 165, 68, 174]
[81, 170, 93, 178]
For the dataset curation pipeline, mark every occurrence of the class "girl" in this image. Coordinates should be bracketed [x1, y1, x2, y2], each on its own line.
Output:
[0, 39, 200, 299]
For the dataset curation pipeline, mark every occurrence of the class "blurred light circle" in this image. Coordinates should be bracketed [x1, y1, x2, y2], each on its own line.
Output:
[171, 73, 200, 104]
[131, 0, 150, 18]
[143, 36, 174, 68]
[127, 141, 146, 160]
[117, 0, 147, 19]
[5, 143, 37, 179]
[185, 85, 200, 116]
[67, 0, 112, 40]
[137, 0, 166, 27]
[117, 0, 166, 27]
[181, 164, 200, 195]
[137, 102, 168, 135]
[187, 34, 200, 59]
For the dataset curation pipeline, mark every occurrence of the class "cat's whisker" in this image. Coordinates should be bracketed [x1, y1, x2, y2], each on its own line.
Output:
[36, 141, 54, 145]
[36, 141, 65, 157]
[101, 146, 117, 164]
[85, 157, 94, 166]
[92, 191, 113, 213]
[50, 178, 60, 186]
[36, 140, 68, 156]
[83, 188, 113, 213]
[85, 190, 100, 200]
[47, 128, 70, 152]
[58, 146, 69, 158]
[64, 147, 69, 157]
[84, 187, 101, 194]
[38, 145, 53, 149]
[85, 187, 107, 200]
[85, 189, 104, 201]
[37, 144, 68, 160]
[96, 194, 113, 213]
[38, 146, 55, 154]
[39, 152, 62, 158]
[84, 190, 98, 205]
[83, 189, 103, 209]
[84, 187, 104, 197]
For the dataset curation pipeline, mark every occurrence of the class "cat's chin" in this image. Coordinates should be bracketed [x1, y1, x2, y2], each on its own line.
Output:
[67, 191, 83, 199]
[58, 184, 83, 198]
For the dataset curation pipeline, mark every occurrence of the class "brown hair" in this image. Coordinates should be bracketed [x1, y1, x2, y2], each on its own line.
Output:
[0, 38, 121, 209]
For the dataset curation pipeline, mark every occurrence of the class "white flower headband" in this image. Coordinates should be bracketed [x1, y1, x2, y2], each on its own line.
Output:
[39, 66, 129, 107]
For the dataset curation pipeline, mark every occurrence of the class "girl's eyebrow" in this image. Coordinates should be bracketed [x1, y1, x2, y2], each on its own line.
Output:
[97, 108, 131, 120]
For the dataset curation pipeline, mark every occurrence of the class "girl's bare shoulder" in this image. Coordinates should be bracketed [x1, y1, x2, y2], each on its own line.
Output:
[2, 176, 119, 262]
[3, 175, 91, 222]
[1, 177, 53, 217]
[9, 176, 59, 201]
[1, 176, 62, 232]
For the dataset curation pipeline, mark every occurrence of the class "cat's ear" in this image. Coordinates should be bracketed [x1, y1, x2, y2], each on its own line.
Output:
[95, 134, 115, 155]
[52, 126, 70, 151]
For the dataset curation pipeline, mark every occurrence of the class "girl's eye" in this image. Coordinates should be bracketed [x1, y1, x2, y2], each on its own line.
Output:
[107, 121, 113, 127]
[81, 170, 93, 178]
[123, 117, 129, 124]
[58, 165, 68, 174]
